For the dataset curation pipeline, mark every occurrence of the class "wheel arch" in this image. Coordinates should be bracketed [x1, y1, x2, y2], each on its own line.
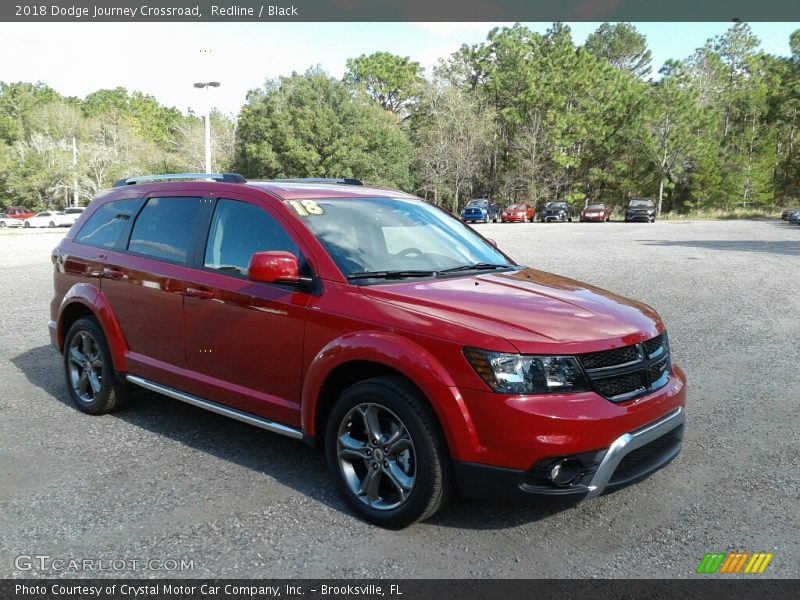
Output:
[57, 284, 129, 373]
[302, 332, 479, 461]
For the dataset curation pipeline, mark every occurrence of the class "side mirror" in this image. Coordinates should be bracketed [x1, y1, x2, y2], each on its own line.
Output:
[486, 238, 498, 248]
[248, 251, 301, 284]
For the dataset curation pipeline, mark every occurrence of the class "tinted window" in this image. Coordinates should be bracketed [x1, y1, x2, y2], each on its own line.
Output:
[75, 199, 143, 249]
[204, 199, 299, 276]
[64, 208, 84, 214]
[128, 197, 204, 263]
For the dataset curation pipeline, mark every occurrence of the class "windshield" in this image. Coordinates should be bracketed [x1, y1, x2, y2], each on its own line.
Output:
[291, 197, 513, 281]
[629, 199, 653, 208]
[546, 202, 567, 209]
[466, 200, 488, 207]
[586, 204, 605, 210]
[508, 204, 526, 210]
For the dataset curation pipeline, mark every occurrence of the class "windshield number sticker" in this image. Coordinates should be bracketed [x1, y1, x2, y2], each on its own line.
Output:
[289, 200, 324, 216]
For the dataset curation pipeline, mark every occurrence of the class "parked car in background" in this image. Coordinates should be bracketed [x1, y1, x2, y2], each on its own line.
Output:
[625, 198, 657, 223]
[49, 172, 686, 528]
[61, 206, 86, 226]
[2, 206, 36, 220]
[0, 212, 24, 228]
[788, 210, 800, 224]
[460, 198, 499, 223]
[580, 203, 611, 222]
[541, 201, 573, 222]
[781, 207, 800, 221]
[501, 203, 536, 223]
[23, 211, 72, 228]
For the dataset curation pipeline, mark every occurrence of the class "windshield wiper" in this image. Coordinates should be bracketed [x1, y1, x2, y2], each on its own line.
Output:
[348, 269, 436, 280]
[437, 263, 511, 275]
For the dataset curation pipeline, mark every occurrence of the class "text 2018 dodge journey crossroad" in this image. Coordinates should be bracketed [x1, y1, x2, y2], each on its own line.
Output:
[50, 173, 686, 527]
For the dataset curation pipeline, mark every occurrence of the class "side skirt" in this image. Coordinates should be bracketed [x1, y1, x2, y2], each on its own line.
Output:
[126, 375, 304, 440]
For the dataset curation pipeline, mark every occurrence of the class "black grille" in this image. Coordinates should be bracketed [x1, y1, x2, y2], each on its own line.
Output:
[593, 372, 646, 398]
[577, 332, 671, 402]
[642, 333, 667, 357]
[611, 427, 682, 484]
[580, 345, 640, 369]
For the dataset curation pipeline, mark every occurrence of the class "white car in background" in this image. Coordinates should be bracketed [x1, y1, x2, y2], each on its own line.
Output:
[61, 206, 85, 226]
[22, 211, 72, 228]
[0, 213, 24, 228]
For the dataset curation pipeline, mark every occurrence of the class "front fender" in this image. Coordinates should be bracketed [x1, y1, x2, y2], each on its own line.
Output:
[58, 283, 129, 373]
[301, 331, 479, 461]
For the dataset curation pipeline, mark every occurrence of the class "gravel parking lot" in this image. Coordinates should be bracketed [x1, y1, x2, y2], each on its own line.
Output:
[1, 220, 798, 579]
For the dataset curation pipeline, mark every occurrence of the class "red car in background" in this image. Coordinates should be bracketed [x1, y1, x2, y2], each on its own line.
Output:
[580, 203, 611, 222]
[3, 206, 36, 219]
[501, 203, 536, 223]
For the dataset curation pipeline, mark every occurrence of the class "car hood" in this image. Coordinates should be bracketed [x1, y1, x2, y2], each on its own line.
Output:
[360, 268, 663, 354]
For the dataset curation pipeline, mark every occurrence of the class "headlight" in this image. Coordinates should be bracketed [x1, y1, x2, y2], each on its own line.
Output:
[464, 348, 589, 394]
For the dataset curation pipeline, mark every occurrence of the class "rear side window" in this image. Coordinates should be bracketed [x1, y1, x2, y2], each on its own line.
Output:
[128, 197, 204, 263]
[75, 199, 143, 249]
[204, 199, 299, 276]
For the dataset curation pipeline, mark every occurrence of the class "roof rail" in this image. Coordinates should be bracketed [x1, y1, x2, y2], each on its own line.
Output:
[269, 178, 363, 186]
[112, 173, 247, 187]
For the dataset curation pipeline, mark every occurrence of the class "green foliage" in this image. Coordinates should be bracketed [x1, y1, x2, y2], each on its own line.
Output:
[344, 52, 424, 117]
[585, 23, 653, 79]
[234, 69, 415, 189]
[1, 22, 799, 216]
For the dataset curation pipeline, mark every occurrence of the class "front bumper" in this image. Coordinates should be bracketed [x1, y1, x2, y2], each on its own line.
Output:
[581, 214, 605, 222]
[626, 213, 655, 222]
[455, 406, 685, 502]
[543, 214, 567, 222]
[501, 215, 526, 222]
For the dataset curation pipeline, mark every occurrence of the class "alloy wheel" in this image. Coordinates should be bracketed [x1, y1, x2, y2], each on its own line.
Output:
[67, 330, 104, 403]
[336, 402, 416, 510]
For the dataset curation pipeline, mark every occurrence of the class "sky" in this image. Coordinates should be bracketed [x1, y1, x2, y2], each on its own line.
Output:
[1, 22, 797, 116]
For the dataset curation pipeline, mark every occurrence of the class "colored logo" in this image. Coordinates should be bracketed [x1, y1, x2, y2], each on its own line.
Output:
[696, 552, 773, 574]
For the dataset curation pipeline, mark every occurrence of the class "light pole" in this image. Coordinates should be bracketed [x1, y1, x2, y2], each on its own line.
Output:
[193, 81, 220, 173]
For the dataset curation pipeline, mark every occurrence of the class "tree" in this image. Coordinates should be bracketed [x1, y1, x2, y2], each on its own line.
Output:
[585, 23, 653, 79]
[344, 52, 424, 118]
[234, 68, 415, 189]
[639, 74, 710, 214]
[411, 84, 494, 212]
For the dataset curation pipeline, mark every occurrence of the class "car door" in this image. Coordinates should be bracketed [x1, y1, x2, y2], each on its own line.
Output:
[100, 193, 211, 386]
[181, 194, 310, 427]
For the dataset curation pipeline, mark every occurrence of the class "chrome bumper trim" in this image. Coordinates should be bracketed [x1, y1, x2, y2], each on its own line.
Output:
[586, 406, 684, 498]
[126, 375, 304, 440]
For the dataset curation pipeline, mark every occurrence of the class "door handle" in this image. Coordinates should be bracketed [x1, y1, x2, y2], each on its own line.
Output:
[186, 287, 214, 299]
[101, 267, 124, 280]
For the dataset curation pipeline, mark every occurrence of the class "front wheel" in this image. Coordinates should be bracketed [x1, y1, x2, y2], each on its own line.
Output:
[23, 221, 30, 228]
[63, 317, 131, 415]
[325, 377, 453, 528]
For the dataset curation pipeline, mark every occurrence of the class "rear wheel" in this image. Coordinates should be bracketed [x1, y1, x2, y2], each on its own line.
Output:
[63, 317, 131, 415]
[325, 377, 453, 528]
[23, 221, 30, 228]
[48, 221, 55, 228]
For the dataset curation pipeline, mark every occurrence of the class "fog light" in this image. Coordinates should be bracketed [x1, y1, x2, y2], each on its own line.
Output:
[550, 459, 583, 487]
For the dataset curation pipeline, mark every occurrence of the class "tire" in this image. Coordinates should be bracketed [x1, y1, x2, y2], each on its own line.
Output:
[567, 217, 572, 222]
[49, 221, 55, 228]
[0, 222, 5, 228]
[325, 377, 453, 528]
[63, 316, 131, 415]
[23, 221, 30, 228]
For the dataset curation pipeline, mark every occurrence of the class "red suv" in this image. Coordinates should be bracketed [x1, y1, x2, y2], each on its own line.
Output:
[49, 173, 686, 527]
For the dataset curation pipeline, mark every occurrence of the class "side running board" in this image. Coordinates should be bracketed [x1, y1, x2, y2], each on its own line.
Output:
[126, 375, 304, 440]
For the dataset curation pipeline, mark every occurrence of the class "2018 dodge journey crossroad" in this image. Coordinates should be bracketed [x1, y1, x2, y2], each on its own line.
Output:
[50, 173, 686, 527]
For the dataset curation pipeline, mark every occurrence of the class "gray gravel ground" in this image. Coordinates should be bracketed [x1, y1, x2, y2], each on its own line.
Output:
[1, 220, 798, 579]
